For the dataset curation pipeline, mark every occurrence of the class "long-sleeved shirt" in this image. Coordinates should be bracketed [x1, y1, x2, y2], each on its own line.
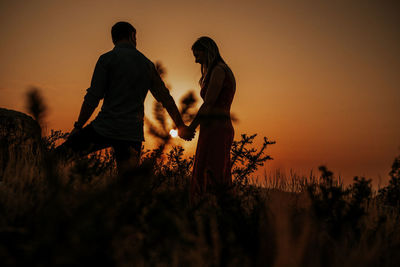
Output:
[84, 42, 175, 141]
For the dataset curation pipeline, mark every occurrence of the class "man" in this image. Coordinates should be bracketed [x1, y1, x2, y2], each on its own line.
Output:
[57, 21, 192, 174]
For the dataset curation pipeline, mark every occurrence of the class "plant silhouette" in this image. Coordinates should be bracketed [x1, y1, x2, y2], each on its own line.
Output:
[25, 86, 47, 128]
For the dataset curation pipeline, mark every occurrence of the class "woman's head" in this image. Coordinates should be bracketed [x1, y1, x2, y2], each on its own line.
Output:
[192, 37, 226, 86]
[192, 36, 224, 66]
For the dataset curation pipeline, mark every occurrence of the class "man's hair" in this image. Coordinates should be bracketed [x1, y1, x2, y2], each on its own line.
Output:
[111, 22, 136, 43]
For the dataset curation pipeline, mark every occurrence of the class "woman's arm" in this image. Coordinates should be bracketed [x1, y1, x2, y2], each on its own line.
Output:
[188, 65, 226, 131]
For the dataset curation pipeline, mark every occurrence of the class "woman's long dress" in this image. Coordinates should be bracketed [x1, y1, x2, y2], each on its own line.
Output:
[191, 66, 236, 197]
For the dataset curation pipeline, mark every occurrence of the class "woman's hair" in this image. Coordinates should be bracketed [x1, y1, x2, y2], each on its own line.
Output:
[192, 36, 226, 87]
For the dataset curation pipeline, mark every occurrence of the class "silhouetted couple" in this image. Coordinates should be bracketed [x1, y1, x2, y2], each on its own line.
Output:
[57, 21, 236, 199]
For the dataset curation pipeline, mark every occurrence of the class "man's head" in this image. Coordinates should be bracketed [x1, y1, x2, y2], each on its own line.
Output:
[111, 21, 136, 47]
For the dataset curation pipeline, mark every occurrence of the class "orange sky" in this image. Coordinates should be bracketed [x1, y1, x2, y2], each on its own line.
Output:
[1, 0, 399, 186]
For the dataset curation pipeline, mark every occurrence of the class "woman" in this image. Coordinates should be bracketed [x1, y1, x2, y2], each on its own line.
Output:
[180, 36, 236, 198]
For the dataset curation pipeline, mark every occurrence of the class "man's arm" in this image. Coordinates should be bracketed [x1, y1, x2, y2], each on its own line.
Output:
[71, 55, 108, 133]
[73, 100, 97, 130]
[164, 101, 185, 129]
[149, 65, 185, 129]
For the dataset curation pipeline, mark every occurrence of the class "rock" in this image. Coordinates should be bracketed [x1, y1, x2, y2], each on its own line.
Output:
[0, 108, 42, 181]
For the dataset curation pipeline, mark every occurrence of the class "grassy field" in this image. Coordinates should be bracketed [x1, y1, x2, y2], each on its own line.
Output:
[1, 129, 399, 267]
[1, 86, 399, 266]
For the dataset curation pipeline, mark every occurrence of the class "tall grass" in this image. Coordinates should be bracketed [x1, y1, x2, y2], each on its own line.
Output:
[1, 123, 399, 266]
[1, 80, 398, 266]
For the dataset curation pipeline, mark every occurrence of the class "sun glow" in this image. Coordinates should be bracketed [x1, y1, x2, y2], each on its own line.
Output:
[169, 129, 178, 138]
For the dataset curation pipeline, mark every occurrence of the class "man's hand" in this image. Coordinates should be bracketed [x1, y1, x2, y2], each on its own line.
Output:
[178, 125, 195, 141]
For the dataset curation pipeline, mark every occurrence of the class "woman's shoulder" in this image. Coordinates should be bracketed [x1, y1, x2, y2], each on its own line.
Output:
[216, 62, 234, 75]
[211, 63, 226, 76]
[216, 63, 235, 80]
[212, 63, 231, 79]
[215, 62, 228, 71]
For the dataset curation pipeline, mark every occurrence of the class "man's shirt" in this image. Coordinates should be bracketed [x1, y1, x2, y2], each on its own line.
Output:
[84, 42, 174, 141]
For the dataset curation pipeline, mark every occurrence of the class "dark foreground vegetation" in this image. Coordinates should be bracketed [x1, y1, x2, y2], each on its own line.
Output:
[1, 83, 399, 266]
[1, 126, 399, 266]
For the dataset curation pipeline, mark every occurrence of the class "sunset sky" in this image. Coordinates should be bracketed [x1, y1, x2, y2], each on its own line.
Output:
[1, 0, 399, 185]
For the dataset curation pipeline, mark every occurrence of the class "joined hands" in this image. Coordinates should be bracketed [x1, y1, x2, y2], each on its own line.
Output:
[178, 125, 196, 141]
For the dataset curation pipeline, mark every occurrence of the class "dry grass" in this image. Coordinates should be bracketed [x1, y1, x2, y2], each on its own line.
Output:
[0, 140, 399, 266]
